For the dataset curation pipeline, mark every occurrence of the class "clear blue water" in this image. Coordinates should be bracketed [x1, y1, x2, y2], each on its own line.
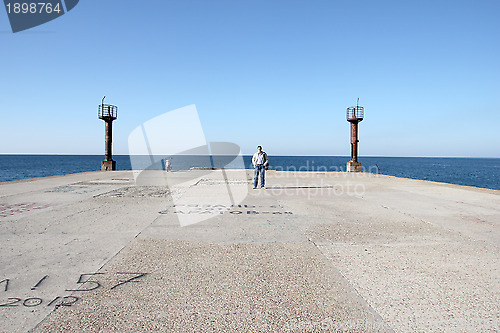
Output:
[0, 155, 499, 191]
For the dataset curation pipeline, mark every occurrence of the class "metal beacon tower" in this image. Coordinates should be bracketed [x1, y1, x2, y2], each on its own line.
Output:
[346, 99, 364, 172]
[98, 96, 118, 171]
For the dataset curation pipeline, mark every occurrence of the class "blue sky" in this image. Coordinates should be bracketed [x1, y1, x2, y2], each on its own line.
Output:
[1, 0, 499, 157]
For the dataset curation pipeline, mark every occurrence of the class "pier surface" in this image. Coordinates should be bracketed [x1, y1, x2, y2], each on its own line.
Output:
[0, 170, 499, 332]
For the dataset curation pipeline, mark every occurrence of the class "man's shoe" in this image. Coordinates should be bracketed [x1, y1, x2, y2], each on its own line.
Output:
[253, 187, 257, 189]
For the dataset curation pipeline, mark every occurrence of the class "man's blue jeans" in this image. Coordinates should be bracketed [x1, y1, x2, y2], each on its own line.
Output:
[254, 165, 265, 188]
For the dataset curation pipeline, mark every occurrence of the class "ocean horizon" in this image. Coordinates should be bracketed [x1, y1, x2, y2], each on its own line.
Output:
[1, 154, 499, 191]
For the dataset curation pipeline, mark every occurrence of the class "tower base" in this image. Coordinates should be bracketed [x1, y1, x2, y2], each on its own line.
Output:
[346, 161, 361, 172]
[101, 160, 116, 171]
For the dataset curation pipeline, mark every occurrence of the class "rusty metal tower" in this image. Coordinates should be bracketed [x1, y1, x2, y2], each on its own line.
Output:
[346, 98, 364, 172]
[98, 96, 117, 171]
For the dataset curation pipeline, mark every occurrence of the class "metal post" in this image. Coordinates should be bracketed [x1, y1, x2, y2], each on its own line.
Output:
[104, 120, 112, 161]
[346, 100, 364, 172]
[98, 96, 117, 171]
[351, 121, 358, 163]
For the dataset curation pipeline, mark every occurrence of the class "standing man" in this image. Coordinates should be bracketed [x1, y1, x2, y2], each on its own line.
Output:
[252, 145, 269, 189]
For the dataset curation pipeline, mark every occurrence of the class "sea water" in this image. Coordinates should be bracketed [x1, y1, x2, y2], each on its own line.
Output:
[0, 155, 499, 191]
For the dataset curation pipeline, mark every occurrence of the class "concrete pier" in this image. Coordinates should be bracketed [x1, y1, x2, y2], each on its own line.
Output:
[0, 170, 499, 332]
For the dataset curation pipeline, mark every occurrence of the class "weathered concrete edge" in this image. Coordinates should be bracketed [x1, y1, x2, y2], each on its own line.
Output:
[0, 170, 112, 185]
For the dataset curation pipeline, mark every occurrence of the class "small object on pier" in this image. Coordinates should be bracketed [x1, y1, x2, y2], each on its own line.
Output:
[346, 98, 364, 172]
[162, 159, 172, 172]
[98, 96, 118, 171]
